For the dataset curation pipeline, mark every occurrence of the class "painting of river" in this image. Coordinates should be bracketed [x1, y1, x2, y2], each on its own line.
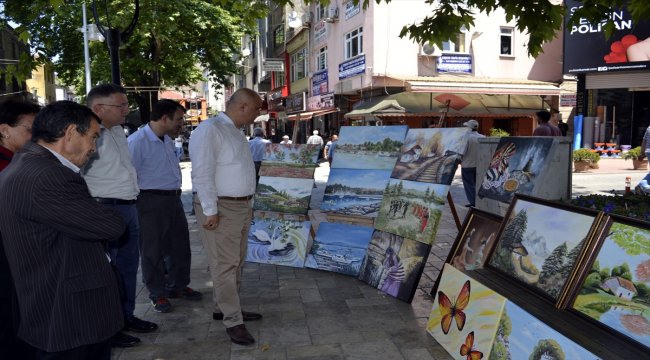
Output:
[259, 143, 320, 179]
[246, 217, 311, 268]
[253, 176, 313, 215]
[320, 168, 391, 217]
[305, 222, 374, 276]
[331, 125, 407, 170]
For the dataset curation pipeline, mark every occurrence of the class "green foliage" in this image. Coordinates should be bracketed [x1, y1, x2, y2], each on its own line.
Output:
[573, 148, 601, 163]
[583, 272, 603, 291]
[609, 222, 650, 256]
[611, 263, 633, 281]
[529, 339, 565, 360]
[490, 309, 511, 360]
[489, 128, 510, 137]
[539, 242, 568, 285]
[635, 282, 650, 301]
[622, 146, 644, 160]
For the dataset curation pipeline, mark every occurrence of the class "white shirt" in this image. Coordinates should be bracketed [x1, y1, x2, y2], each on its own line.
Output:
[82, 125, 139, 200]
[280, 139, 292, 144]
[189, 112, 256, 216]
[307, 135, 323, 146]
[461, 131, 485, 168]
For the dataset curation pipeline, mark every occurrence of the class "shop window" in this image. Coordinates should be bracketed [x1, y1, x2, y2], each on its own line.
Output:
[317, 46, 327, 71]
[290, 47, 307, 82]
[344, 26, 363, 59]
[442, 32, 467, 53]
[500, 27, 514, 56]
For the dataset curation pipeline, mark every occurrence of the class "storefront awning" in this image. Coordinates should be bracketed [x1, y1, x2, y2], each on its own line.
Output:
[344, 98, 406, 118]
[254, 114, 269, 123]
[403, 76, 560, 96]
[287, 108, 340, 121]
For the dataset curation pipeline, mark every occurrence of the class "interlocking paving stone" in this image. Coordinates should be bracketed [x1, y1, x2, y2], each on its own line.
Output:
[299, 288, 322, 302]
[341, 340, 404, 360]
[259, 325, 312, 346]
[286, 344, 344, 360]
[400, 348, 435, 360]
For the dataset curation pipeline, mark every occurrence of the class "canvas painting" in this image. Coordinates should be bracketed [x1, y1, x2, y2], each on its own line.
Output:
[488, 197, 597, 300]
[304, 222, 374, 276]
[490, 300, 598, 359]
[320, 168, 391, 217]
[358, 230, 430, 303]
[477, 137, 554, 203]
[374, 178, 449, 244]
[330, 125, 407, 170]
[391, 127, 470, 185]
[450, 209, 502, 271]
[572, 219, 650, 349]
[246, 217, 311, 268]
[253, 176, 314, 215]
[427, 264, 506, 360]
[259, 143, 320, 178]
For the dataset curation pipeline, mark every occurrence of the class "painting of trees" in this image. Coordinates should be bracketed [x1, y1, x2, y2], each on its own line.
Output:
[529, 339, 565, 360]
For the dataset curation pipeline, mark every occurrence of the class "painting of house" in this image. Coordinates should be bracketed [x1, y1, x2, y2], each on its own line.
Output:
[375, 178, 449, 244]
[450, 209, 502, 271]
[391, 127, 470, 185]
[246, 217, 311, 268]
[305, 222, 374, 276]
[602, 277, 637, 300]
[259, 143, 320, 178]
[253, 176, 314, 215]
[358, 230, 430, 303]
[330, 125, 408, 170]
[320, 168, 392, 217]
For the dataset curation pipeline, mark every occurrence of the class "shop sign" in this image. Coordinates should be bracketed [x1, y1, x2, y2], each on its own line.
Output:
[339, 54, 365, 80]
[436, 54, 472, 74]
[560, 94, 577, 107]
[307, 92, 335, 111]
[314, 21, 327, 43]
[345, 1, 360, 20]
[262, 59, 285, 72]
[286, 92, 306, 114]
[267, 97, 285, 112]
[312, 70, 328, 96]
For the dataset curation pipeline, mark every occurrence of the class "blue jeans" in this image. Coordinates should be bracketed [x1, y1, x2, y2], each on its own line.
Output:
[461, 167, 477, 206]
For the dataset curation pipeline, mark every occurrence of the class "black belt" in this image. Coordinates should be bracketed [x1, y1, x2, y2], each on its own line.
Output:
[218, 195, 254, 201]
[140, 189, 182, 196]
[94, 197, 137, 205]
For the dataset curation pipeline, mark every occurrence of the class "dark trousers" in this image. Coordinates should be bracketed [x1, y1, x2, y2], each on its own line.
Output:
[35, 339, 111, 360]
[254, 161, 261, 184]
[105, 204, 140, 319]
[461, 167, 477, 206]
[137, 192, 191, 298]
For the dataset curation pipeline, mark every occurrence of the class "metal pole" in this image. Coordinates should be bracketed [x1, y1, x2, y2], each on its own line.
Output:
[106, 28, 121, 85]
[82, 4, 92, 94]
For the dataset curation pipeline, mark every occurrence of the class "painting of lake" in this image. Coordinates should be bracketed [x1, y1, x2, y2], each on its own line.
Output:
[253, 176, 314, 215]
[320, 168, 391, 217]
[305, 222, 374, 276]
[331, 125, 407, 170]
[246, 217, 311, 268]
[259, 143, 320, 178]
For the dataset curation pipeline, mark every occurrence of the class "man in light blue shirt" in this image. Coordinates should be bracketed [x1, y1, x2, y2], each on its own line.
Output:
[248, 127, 270, 182]
[128, 99, 202, 314]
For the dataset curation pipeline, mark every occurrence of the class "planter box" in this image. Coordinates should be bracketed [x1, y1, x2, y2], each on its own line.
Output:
[574, 160, 591, 172]
[632, 159, 648, 170]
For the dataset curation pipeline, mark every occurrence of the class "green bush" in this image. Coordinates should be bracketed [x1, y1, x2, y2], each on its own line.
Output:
[622, 146, 644, 160]
[489, 128, 510, 137]
[573, 148, 601, 163]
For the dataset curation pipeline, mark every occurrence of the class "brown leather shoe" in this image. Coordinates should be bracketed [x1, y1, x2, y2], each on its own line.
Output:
[213, 311, 262, 321]
[226, 324, 255, 345]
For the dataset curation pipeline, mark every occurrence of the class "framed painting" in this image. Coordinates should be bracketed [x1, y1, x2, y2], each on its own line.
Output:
[374, 178, 449, 244]
[358, 230, 431, 303]
[330, 125, 408, 170]
[487, 195, 600, 303]
[320, 168, 391, 217]
[569, 215, 650, 350]
[253, 176, 314, 215]
[427, 264, 506, 360]
[259, 143, 320, 179]
[304, 222, 374, 276]
[448, 208, 503, 271]
[490, 300, 598, 359]
[246, 217, 311, 268]
[477, 137, 555, 203]
[391, 127, 470, 185]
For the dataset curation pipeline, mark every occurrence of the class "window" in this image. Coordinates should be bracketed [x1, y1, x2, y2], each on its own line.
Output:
[290, 47, 307, 82]
[274, 25, 284, 48]
[317, 46, 327, 71]
[316, 2, 327, 21]
[344, 27, 363, 59]
[500, 27, 514, 56]
[442, 32, 467, 53]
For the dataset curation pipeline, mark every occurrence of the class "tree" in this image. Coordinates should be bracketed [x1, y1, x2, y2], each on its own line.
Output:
[607, 223, 650, 257]
[529, 339, 565, 360]
[611, 263, 632, 281]
[560, 237, 585, 279]
[539, 242, 568, 283]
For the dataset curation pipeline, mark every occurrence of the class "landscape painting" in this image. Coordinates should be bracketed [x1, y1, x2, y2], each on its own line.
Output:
[477, 137, 554, 203]
[320, 168, 391, 217]
[305, 222, 374, 276]
[391, 127, 470, 185]
[572, 218, 650, 349]
[490, 301, 598, 360]
[427, 264, 506, 360]
[246, 217, 311, 268]
[450, 209, 503, 271]
[374, 178, 449, 244]
[358, 230, 430, 303]
[488, 197, 597, 301]
[330, 125, 407, 170]
[253, 176, 314, 215]
[259, 143, 320, 178]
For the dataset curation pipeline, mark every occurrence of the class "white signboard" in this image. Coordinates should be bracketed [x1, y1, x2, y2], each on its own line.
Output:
[262, 59, 285, 72]
[314, 21, 327, 43]
[345, 1, 360, 20]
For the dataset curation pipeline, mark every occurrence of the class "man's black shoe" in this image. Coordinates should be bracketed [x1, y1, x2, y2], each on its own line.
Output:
[213, 311, 262, 321]
[111, 331, 141, 348]
[125, 316, 158, 333]
[226, 324, 255, 346]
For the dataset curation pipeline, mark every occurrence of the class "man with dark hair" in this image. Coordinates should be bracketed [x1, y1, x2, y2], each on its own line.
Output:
[0, 101, 126, 359]
[83, 84, 158, 347]
[532, 110, 562, 136]
[128, 99, 202, 313]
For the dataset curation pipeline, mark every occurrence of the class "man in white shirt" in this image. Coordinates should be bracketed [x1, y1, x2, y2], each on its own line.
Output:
[460, 119, 485, 207]
[307, 129, 324, 162]
[189, 88, 263, 346]
[280, 135, 292, 144]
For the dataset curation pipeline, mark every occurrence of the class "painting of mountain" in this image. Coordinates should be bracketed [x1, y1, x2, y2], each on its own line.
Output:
[477, 137, 554, 203]
[331, 125, 408, 170]
[246, 217, 311, 268]
[358, 230, 430, 303]
[490, 301, 598, 360]
[572, 218, 650, 349]
[488, 197, 597, 300]
[450, 208, 502, 271]
[374, 178, 449, 244]
[259, 143, 320, 178]
[320, 168, 392, 217]
[391, 127, 470, 185]
[305, 222, 374, 276]
[253, 176, 314, 214]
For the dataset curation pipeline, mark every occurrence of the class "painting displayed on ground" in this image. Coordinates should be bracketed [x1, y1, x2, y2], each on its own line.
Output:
[305, 222, 374, 276]
[427, 264, 506, 360]
[320, 168, 391, 217]
[259, 143, 320, 178]
[490, 300, 598, 359]
[488, 196, 597, 301]
[330, 125, 407, 170]
[246, 217, 311, 268]
[374, 178, 449, 244]
[358, 230, 430, 303]
[572, 218, 650, 349]
[391, 127, 470, 185]
[477, 137, 554, 203]
[253, 176, 314, 215]
[449, 209, 503, 272]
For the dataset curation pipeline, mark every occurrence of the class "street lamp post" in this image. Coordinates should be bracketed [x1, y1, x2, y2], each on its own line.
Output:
[80, 4, 104, 94]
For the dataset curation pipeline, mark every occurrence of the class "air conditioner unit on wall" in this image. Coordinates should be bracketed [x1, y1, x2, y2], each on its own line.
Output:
[324, 7, 339, 22]
[420, 42, 441, 57]
[302, 13, 312, 25]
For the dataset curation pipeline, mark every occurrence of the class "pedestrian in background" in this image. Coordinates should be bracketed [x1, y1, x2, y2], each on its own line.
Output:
[248, 127, 270, 182]
[307, 129, 324, 162]
[324, 134, 338, 166]
[532, 110, 562, 136]
[460, 120, 485, 207]
[327, 134, 338, 166]
[280, 134, 292, 144]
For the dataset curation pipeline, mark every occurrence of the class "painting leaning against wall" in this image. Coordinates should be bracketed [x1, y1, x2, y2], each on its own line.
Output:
[246, 217, 311, 268]
[259, 143, 320, 179]
[305, 222, 374, 276]
[253, 176, 314, 215]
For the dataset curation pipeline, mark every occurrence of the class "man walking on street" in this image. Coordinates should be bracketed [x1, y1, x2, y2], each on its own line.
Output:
[248, 127, 270, 182]
[460, 120, 485, 207]
[189, 88, 263, 346]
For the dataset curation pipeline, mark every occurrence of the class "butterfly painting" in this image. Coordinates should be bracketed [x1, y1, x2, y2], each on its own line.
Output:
[438, 280, 471, 334]
[460, 332, 483, 360]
